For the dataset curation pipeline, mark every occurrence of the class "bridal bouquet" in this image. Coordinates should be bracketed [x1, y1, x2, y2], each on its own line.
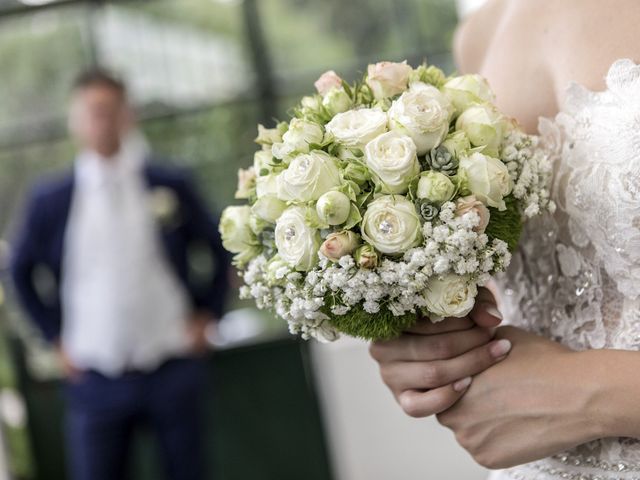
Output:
[219, 60, 555, 342]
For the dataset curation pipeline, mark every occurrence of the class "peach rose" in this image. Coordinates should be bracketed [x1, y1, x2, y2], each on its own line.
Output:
[366, 61, 413, 100]
[455, 195, 490, 233]
[314, 70, 343, 96]
[235, 166, 256, 199]
[320, 231, 361, 262]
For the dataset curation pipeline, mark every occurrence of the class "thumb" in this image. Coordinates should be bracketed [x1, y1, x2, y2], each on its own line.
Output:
[469, 288, 503, 328]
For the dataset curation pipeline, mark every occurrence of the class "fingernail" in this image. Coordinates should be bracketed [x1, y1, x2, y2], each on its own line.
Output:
[490, 339, 512, 358]
[485, 305, 503, 320]
[453, 376, 472, 392]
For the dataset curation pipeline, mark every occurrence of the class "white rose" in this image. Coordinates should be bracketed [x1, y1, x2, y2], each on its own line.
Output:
[322, 88, 352, 116]
[416, 171, 456, 204]
[342, 161, 370, 185]
[325, 108, 388, 149]
[364, 131, 420, 194]
[281, 118, 324, 154]
[298, 95, 325, 119]
[255, 123, 286, 145]
[366, 60, 413, 100]
[219, 205, 257, 254]
[335, 146, 361, 163]
[253, 150, 273, 175]
[301, 95, 322, 110]
[440, 130, 471, 159]
[314, 70, 343, 96]
[235, 166, 256, 199]
[249, 214, 268, 236]
[252, 195, 287, 223]
[271, 142, 296, 161]
[361, 195, 422, 255]
[277, 150, 342, 202]
[459, 152, 513, 210]
[275, 206, 321, 271]
[455, 104, 505, 156]
[320, 231, 361, 262]
[444, 74, 495, 112]
[316, 190, 351, 225]
[255, 173, 279, 198]
[388, 82, 454, 155]
[424, 274, 478, 320]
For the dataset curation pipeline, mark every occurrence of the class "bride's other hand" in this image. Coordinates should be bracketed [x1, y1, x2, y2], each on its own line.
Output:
[369, 289, 510, 417]
[436, 326, 606, 469]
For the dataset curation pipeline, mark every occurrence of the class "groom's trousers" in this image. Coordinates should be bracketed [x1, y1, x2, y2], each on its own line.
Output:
[63, 357, 207, 480]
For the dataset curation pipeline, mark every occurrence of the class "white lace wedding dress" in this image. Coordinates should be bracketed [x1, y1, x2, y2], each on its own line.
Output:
[489, 59, 640, 480]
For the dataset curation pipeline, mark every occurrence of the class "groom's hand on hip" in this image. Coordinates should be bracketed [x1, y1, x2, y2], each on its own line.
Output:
[187, 311, 214, 355]
[55, 343, 84, 382]
[368, 288, 511, 418]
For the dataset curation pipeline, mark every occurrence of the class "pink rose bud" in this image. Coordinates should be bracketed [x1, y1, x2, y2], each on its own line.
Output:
[455, 195, 490, 233]
[235, 166, 256, 199]
[314, 70, 343, 96]
[366, 60, 413, 100]
[320, 231, 361, 262]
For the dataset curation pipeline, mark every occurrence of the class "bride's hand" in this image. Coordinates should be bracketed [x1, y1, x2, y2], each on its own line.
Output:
[369, 288, 510, 417]
[436, 326, 605, 469]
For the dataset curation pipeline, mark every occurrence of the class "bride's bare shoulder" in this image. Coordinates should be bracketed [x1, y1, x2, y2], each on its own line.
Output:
[453, 0, 506, 73]
[454, 0, 551, 74]
[542, 0, 640, 94]
[456, 0, 640, 99]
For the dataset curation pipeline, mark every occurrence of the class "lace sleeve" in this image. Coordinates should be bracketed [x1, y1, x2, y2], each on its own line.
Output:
[494, 216, 559, 335]
[493, 116, 564, 333]
[558, 59, 640, 300]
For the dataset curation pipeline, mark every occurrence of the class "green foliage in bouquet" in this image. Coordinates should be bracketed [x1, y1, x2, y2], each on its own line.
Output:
[324, 302, 417, 341]
[485, 195, 523, 253]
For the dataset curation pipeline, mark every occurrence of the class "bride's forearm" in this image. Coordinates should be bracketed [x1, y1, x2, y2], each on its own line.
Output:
[582, 349, 640, 439]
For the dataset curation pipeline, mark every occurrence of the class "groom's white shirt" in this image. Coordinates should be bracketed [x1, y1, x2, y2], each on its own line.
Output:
[61, 132, 191, 377]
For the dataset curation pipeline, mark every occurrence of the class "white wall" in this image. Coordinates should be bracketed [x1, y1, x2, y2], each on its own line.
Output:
[311, 338, 488, 480]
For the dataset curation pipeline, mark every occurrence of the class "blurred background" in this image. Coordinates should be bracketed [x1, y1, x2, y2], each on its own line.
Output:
[0, 0, 489, 479]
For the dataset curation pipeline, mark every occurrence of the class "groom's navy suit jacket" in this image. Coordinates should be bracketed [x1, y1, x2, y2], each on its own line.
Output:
[10, 159, 230, 343]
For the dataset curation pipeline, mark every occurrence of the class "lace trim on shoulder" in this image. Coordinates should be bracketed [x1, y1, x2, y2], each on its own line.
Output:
[563, 58, 640, 116]
[606, 59, 640, 100]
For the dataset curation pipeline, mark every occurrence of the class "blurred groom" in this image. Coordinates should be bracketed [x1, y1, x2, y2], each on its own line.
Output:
[10, 69, 229, 480]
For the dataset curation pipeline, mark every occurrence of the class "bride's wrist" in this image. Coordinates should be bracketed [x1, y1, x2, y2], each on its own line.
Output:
[578, 349, 640, 439]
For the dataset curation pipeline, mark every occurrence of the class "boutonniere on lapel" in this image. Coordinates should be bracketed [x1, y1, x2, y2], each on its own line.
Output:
[149, 187, 182, 230]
